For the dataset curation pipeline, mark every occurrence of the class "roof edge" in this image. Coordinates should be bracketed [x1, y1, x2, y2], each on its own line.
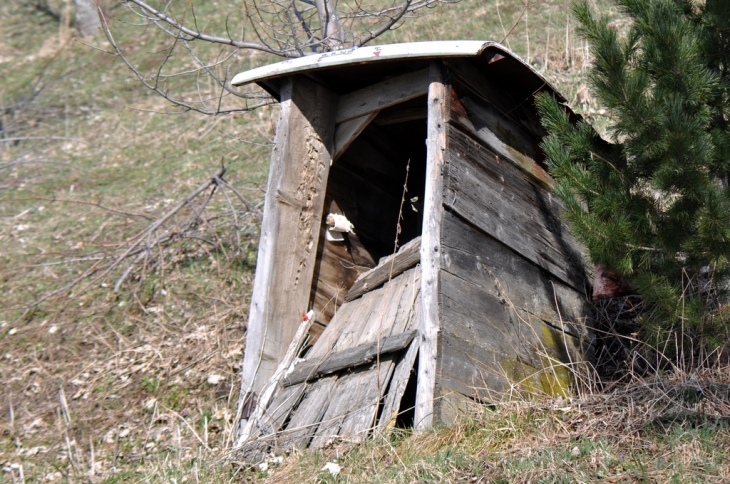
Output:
[231, 41, 494, 87]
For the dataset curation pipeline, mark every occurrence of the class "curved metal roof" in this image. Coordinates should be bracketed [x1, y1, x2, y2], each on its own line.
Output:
[231, 40, 566, 102]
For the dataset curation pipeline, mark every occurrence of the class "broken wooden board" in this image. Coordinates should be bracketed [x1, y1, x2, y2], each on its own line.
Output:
[346, 236, 421, 302]
[245, 267, 423, 450]
[283, 330, 417, 386]
[278, 376, 338, 449]
[378, 334, 419, 430]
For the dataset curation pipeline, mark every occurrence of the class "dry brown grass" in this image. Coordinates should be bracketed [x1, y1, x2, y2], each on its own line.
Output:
[261, 368, 730, 483]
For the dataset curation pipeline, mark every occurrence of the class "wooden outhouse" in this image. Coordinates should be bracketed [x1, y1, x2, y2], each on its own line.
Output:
[231, 41, 594, 448]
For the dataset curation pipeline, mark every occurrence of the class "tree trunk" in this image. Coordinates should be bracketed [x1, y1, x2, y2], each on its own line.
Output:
[74, 0, 100, 38]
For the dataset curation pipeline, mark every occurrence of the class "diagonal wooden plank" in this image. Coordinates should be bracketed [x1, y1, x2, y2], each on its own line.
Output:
[353, 271, 410, 345]
[250, 383, 306, 438]
[378, 337, 420, 431]
[336, 68, 430, 123]
[346, 237, 421, 302]
[309, 368, 373, 447]
[333, 112, 378, 162]
[283, 330, 417, 386]
[391, 266, 421, 335]
[278, 375, 338, 450]
[338, 353, 399, 441]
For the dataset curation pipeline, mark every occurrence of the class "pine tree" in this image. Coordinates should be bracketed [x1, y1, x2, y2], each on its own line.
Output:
[536, 0, 730, 363]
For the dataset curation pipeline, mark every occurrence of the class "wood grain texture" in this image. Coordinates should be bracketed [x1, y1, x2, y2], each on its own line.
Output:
[336, 68, 430, 123]
[346, 236, 421, 302]
[443, 59, 546, 145]
[279, 376, 338, 449]
[441, 211, 591, 339]
[415, 61, 447, 430]
[448, 84, 553, 188]
[309, 366, 373, 447]
[378, 337, 419, 430]
[283, 330, 417, 386]
[238, 315, 313, 443]
[338, 353, 399, 441]
[443, 126, 588, 291]
[436, 212, 591, 409]
[240, 76, 337, 402]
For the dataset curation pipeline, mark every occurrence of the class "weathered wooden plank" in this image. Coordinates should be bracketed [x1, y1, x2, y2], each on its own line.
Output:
[443, 58, 546, 143]
[283, 330, 417, 386]
[449, 86, 553, 188]
[332, 288, 380, 353]
[352, 270, 410, 345]
[251, 383, 306, 438]
[390, 266, 421, 335]
[346, 236, 421, 302]
[309, 367, 372, 447]
[309, 197, 375, 330]
[441, 211, 591, 339]
[238, 315, 313, 443]
[338, 353, 399, 441]
[438, 329, 575, 402]
[438, 269, 585, 403]
[416, 61, 447, 430]
[305, 299, 360, 361]
[279, 375, 338, 449]
[240, 76, 337, 401]
[378, 337, 419, 430]
[336, 68, 430, 123]
[443, 126, 588, 291]
[333, 112, 378, 162]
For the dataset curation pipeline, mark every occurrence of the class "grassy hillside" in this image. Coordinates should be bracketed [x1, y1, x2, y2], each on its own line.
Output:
[2, 0, 728, 482]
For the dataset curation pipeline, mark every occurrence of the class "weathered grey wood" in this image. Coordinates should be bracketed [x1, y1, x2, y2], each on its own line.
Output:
[309, 366, 375, 447]
[333, 112, 378, 162]
[280, 376, 338, 449]
[438, 267, 587, 375]
[338, 353, 399, 441]
[251, 383, 306, 438]
[416, 61, 447, 430]
[450, 90, 553, 188]
[353, 270, 410, 345]
[305, 298, 360, 361]
[378, 337, 419, 430]
[336, 68, 430, 123]
[443, 59, 546, 143]
[443, 126, 588, 291]
[389, 266, 421, 336]
[345, 236, 421, 302]
[441, 211, 591, 340]
[240, 76, 337, 405]
[283, 330, 417, 386]
[332, 288, 380, 353]
[238, 315, 314, 443]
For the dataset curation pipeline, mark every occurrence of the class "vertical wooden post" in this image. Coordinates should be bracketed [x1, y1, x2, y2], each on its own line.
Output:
[415, 61, 447, 430]
[239, 76, 337, 413]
